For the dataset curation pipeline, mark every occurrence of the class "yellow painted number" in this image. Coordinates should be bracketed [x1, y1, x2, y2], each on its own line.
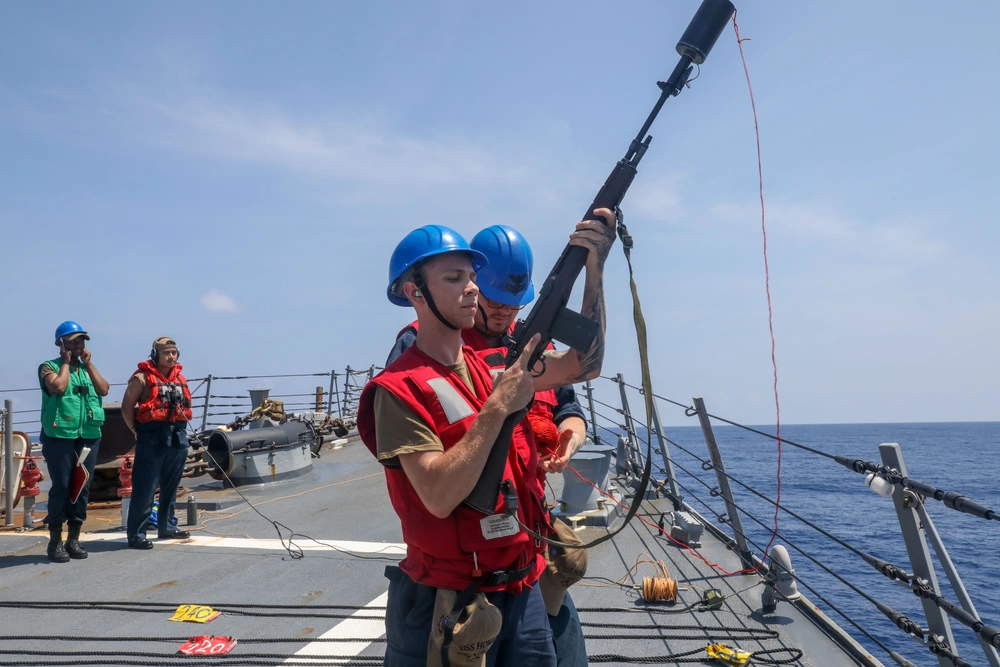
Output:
[169, 604, 221, 623]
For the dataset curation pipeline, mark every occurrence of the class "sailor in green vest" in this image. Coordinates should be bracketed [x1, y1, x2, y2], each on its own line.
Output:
[38, 321, 110, 563]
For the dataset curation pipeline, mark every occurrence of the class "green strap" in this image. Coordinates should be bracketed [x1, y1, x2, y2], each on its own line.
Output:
[513, 212, 657, 551]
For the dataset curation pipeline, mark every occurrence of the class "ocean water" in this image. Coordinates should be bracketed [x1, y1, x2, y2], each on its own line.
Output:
[602, 421, 1000, 666]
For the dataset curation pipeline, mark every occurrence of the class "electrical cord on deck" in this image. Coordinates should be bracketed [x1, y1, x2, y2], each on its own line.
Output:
[192, 446, 400, 562]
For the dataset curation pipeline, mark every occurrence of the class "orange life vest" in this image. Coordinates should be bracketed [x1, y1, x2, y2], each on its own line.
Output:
[133, 360, 194, 424]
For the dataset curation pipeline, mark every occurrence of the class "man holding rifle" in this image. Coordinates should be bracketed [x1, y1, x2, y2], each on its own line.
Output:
[385, 224, 590, 665]
[358, 210, 614, 666]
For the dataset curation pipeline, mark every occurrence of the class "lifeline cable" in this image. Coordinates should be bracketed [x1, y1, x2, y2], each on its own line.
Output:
[610, 380, 1000, 526]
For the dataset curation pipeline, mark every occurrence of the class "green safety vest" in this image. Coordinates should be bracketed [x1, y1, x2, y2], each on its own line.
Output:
[38, 359, 105, 439]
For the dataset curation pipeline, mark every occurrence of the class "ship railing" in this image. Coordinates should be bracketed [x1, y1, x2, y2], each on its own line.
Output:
[185, 365, 378, 433]
[584, 374, 1000, 667]
[0, 364, 382, 441]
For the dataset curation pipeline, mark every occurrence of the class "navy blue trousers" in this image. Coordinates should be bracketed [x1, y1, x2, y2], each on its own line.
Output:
[40, 434, 101, 526]
[550, 593, 588, 667]
[126, 423, 188, 542]
[384, 566, 557, 667]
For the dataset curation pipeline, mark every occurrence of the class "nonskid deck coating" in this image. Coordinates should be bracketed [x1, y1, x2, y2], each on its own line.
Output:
[0, 435, 874, 666]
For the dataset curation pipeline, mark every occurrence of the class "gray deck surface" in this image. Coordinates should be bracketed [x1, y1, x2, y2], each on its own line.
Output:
[0, 435, 877, 666]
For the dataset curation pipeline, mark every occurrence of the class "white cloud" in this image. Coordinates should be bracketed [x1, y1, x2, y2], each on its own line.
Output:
[200, 289, 240, 313]
[111, 85, 536, 189]
[709, 201, 944, 258]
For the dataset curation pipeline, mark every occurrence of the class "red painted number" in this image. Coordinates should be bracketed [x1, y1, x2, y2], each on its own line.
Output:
[178, 636, 236, 656]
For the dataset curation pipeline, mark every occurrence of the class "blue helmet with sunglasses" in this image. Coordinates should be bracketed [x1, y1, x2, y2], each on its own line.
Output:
[469, 225, 534, 307]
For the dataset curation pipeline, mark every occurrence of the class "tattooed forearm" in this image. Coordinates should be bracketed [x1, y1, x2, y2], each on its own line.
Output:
[575, 276, 606, 381]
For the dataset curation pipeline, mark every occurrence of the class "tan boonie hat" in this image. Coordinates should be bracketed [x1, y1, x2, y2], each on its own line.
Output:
[427, 588, 502, 667]
[152, 336, 178, 352]
[539, 519, 589, 616]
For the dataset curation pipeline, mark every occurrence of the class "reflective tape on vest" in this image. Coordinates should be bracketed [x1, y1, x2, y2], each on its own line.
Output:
[425, 377, 475, 424]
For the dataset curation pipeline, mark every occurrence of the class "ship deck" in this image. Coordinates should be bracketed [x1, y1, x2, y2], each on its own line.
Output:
[0, 435, 880, 666]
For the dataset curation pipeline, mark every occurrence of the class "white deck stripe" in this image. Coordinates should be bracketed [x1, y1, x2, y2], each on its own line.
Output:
[285, 591, 387, 661]
[85, 533, 405, 555]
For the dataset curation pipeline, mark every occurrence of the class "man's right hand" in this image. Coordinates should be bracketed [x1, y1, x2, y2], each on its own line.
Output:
[59, 343, 73, 364]
[489, 333, 541, 415]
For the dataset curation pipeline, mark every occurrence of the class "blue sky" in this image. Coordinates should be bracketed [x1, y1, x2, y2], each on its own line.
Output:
[1, 1, 997, 427]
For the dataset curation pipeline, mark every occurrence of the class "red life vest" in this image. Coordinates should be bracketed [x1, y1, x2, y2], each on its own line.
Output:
[458, 326, 561, 451]
[133, 361, 194, 424]
[357, 344, 546, 593]
[397, 319, 560, 430]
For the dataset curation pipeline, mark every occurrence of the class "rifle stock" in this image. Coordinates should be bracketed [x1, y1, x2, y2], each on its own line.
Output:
[463, 0, 735, 515]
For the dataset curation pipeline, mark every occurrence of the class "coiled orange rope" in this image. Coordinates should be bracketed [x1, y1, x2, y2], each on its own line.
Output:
[640, 558, 678, 603]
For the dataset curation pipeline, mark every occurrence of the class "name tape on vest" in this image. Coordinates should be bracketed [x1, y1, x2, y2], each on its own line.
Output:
[425, 378, 475, 425]
[480, 513, 519, 540]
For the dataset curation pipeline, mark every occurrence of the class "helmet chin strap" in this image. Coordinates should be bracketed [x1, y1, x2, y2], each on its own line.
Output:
[474, 303, 492, 337]
[474, 303, 511, 342]
[415, 275, 459, 331]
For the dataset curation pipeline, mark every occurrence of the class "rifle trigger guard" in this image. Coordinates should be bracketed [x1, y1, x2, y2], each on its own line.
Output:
[530, 354, 546, 378]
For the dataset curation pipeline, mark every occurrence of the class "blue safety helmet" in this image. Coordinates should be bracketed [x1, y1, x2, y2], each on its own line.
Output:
[387, 225, 488, 307]
[469, 225, 534, 307]
[54, 321, 89, 343]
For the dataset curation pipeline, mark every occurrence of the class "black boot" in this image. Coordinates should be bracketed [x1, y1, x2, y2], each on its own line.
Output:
[65, 523, 88, 559]
[47, 523, 70, 563]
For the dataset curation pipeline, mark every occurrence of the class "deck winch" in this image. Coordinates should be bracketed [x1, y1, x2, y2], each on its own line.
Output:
[205, 419, 316, 486]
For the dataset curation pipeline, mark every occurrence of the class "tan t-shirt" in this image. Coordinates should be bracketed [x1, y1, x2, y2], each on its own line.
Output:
[127, 373, 152, 404]
[374, 360, 475, 467]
